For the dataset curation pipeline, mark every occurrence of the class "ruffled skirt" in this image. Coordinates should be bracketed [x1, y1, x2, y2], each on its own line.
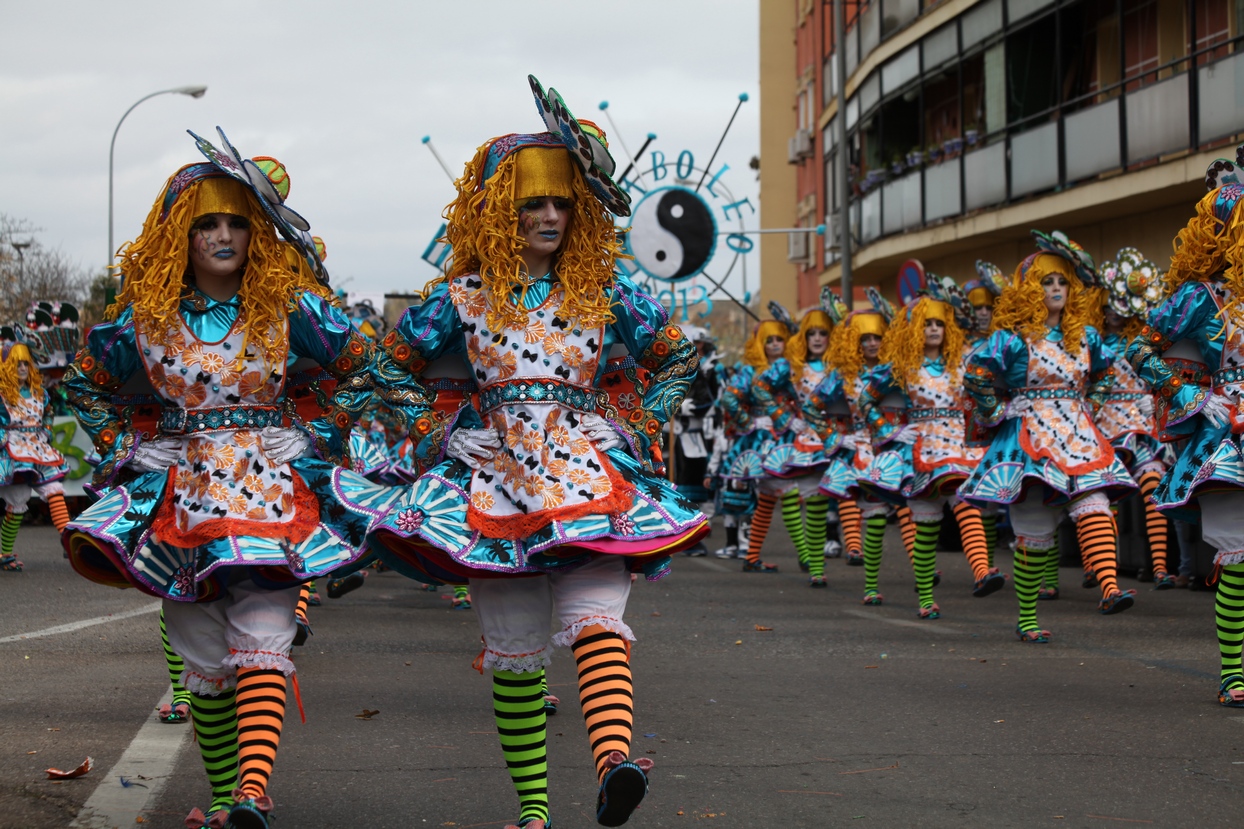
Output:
[1151, 422, 1244, 521]
[721, 428, 776, 480]
[368, 447, 707, 584]
[64, 458, 400, 602]
[761, 429, 827, 478]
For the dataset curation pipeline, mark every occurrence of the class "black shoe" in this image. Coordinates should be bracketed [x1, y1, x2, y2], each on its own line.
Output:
[292, 618, 312, 647]
[327, 571, 367, 599]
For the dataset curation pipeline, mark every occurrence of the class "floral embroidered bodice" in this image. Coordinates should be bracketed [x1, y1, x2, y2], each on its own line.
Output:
[4, 389, 61, 465]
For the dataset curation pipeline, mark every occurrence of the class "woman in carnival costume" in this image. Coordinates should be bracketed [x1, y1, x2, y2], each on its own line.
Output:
[964, 261, 1004, 347]
[1093, 249, 1176, 588]
[754, 302, 836, 584]
[1125, 150, 1244, 706]
[0, 341, 73, 571]
[706, 360, 757, 559]
[62, 130, 390, 828]
[961, 230, 1138, 644]
[368, 76, 706, 828]
[719, 316, 791, 572]
[856, 279, 1004, 619]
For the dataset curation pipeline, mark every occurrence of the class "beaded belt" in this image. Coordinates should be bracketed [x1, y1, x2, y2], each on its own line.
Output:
[425, 377, 479, 392]
[1105, 392, 1148, 401]
[160, 405, 284, 435]
[1016, 387, 1081, 401]
[1213, 366, 1244, 388]
[8, 425, 43, 432]
[907, 407, 964, 422]
[479, 379, 599, 414]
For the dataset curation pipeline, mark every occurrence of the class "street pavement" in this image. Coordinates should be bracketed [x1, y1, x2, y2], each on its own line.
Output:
[2, 520, 1242, 828]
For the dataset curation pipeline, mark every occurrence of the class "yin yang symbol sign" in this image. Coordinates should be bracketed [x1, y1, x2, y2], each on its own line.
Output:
[624, 185, 717, 282]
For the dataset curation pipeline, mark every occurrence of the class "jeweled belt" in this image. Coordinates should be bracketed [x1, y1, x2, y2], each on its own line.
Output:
[1016, 386, 1082, 401]
[1213, 366, 1244, 388]
[1104, 392, 1148, 401]
[907, 407, 964, 421]
[159, 405, 284, 435]
[479, 378, 599, 414]
[8, 425, 44, 432]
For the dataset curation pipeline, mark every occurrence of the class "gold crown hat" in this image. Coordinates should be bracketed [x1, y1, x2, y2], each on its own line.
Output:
[187, 127, 329, 285]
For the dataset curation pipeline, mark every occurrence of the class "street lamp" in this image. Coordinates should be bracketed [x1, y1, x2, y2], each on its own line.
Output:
[108, 85, 208, 270]
[9, 240, 32, 285]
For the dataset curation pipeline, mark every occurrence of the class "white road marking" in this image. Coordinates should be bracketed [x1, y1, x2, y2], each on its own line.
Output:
[70, 688, 192, 829]
[841, 607, 963, 634]
[0, 602, 161, 644]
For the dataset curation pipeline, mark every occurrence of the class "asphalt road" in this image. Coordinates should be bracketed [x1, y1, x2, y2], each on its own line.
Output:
[1, 520, 1240, 828]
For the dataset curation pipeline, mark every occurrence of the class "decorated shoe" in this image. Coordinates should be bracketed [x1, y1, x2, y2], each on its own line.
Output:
[1015, 625, 1051, 643]
[183, 806, 228, 828]
[861, 591, 884, 606]
[0, 554, 22, 572]
[1037, 586, 1059, 600]
[1153, 571, 1176, 590]
[596, 751, 654, 827]
[1097, 589, 1136, 615]
[157, 701, 191, 724]
[225, 791, 273, 829]
[917, 604, 940, 620]
[972, 568, 1007, 597]
[845, 550, 864, 566]
[327, 570, 367, 599]
[742, 560, 778, 572]
[808, 575, 828, 588]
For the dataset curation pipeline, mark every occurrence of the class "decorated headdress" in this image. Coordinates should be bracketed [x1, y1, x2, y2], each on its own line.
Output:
[1098, 247, 1163, 320]
[993, 229, 1096, 352]
[1024, 229, 1097, 286]
[1162, 145, 1244, 302]
[23, 300, 79, 369]
[925, 275, 973, 331]
[965, 260, 1005, 308]
[820, 286, 848, 326]
[767, 300, 799, 335]
[742, 318, 791, 370]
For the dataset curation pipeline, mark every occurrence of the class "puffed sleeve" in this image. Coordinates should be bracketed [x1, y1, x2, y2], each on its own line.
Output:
[719, 365, 754, 433]
[1083, 326, 1116, 416]
[63, 308, 145, 489]
[753, 358, 796, 429]
[286, 290, 377, 467]
[373, 281, 467, 473]
[606, 275, 700, 474]
[964, 330, 1028, 428]
[858, 363, 902, 446]
[801, 369, 845, 454]
[1126, 281, 1221, 430]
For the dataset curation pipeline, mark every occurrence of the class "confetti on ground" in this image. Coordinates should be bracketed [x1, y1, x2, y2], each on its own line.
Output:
[754, 625, 772, 631]
[46, 757, 92, 779]
[355, 709, 380, 720]
[864, 665, 879, 669]
[119, 776, 147, 789]
[734, 640, 743, 645]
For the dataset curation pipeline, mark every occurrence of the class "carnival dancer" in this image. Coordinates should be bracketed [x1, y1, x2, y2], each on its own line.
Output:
[964, 261, 1008, 568]
[756, 304, 835, 585]
[961, 230, 1137, 644]
[0, 343, 72, 571]
[857, 281, 1004, 618]
[367, 76, 706, 829]
[719, 318, 790, 572]
[706, 361, 755, 559]
[1093, 250, 1174, 588]
[1125, 152, 1244, 706]
[673, 326, 719, 557]
[62, 131, 391, 828]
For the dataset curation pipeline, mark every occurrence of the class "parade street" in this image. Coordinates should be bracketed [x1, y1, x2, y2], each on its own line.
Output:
[2, 521, 1240, 828]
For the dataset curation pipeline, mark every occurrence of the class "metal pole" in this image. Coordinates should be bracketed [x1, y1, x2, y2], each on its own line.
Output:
[420, 136, 457, 183]
[109, 86, 207, 271]
[835, 0, 852, 309]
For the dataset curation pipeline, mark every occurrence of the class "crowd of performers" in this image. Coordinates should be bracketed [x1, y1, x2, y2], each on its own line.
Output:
[4, 68, 1244, 826]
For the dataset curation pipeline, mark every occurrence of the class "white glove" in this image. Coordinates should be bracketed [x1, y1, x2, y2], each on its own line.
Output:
[892, 424, 919, 445]
[1135, 396, 1155, 418]
[752, 415, 774, 433]
[1201, 393, 1236, 428]
[261, 426, 314, 465]
[787, 417, 809, 435]
[446, 427, 502, 470]
[1004, 397, 1033, 420]
[580, 413, 625, 452]
[127, 437, 182, 472]
[838, 432, 860, 452]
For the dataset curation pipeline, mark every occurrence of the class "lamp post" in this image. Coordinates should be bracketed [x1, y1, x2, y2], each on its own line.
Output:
[108, 85, 208, 270]
[9, 240, 31, 286]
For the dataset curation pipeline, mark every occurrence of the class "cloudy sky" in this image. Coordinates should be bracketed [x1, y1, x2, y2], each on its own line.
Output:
[1, 0, 762, 310]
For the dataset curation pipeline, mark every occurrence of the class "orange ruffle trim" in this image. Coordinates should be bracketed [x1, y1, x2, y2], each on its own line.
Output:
[1018, 420, 1115, 476]
[467, 453, 636, 541]
[151, 470, 320, 548]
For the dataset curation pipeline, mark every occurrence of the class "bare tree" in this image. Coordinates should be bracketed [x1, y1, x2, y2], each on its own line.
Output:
[0, 214, 92, 328]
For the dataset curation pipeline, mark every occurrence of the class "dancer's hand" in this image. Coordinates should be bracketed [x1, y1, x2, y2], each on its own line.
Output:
[1201, 394, 1236, 428]
[1004, 397, 1033, 420]
[446, 428, 502, 470]
[1135, 395, 1155, 418]
[752, 415, 774, 433]
[127, 437, 182, 472]
[837, 432, 860, 452]
[580, 413, 625, 452]
[892, 424, 919, 445]
[260, 426, 314, 465]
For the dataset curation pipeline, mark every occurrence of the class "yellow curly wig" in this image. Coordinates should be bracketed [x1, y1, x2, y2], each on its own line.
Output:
[743, 320, 789, 371]
[786, 310, 832, 380]
[991, 253, 1092, 354]
[880, 298, 965, 390]
[108, 170, 332, 373]
[1164, 188, 1244, 322]
[0, 344, 42, 408]
[426, 140, 625, 333]
[828, 312, 887, 387]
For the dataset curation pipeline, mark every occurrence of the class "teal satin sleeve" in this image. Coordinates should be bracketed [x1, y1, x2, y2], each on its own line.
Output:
[286, 291, 376, 467]
[965, 330, 1028, 427]
[1126, 281, 1221, 429]
[603, 274, 699, 474]
[373, 281, 466, 474]
[858, 363, 904, 445]
[63, 308, 144, 490]
[754, 358, 795, 428]
[719, 364, 755, 433]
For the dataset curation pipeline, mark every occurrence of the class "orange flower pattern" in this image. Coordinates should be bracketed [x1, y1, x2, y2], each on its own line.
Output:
[1019, 337, 1113, 473]
[908, 358, 983, 471]
[135, 314, 295, 536]
[3, 390, 65, 466]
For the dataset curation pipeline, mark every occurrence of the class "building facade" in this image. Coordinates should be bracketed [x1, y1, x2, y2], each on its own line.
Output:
[760, 0, 1244, 308]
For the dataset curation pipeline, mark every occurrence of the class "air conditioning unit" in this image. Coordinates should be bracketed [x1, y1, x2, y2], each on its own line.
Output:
[824, 214, 841, 251]
[787, 230, 810, 264]
[787, 129, 814, 164]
